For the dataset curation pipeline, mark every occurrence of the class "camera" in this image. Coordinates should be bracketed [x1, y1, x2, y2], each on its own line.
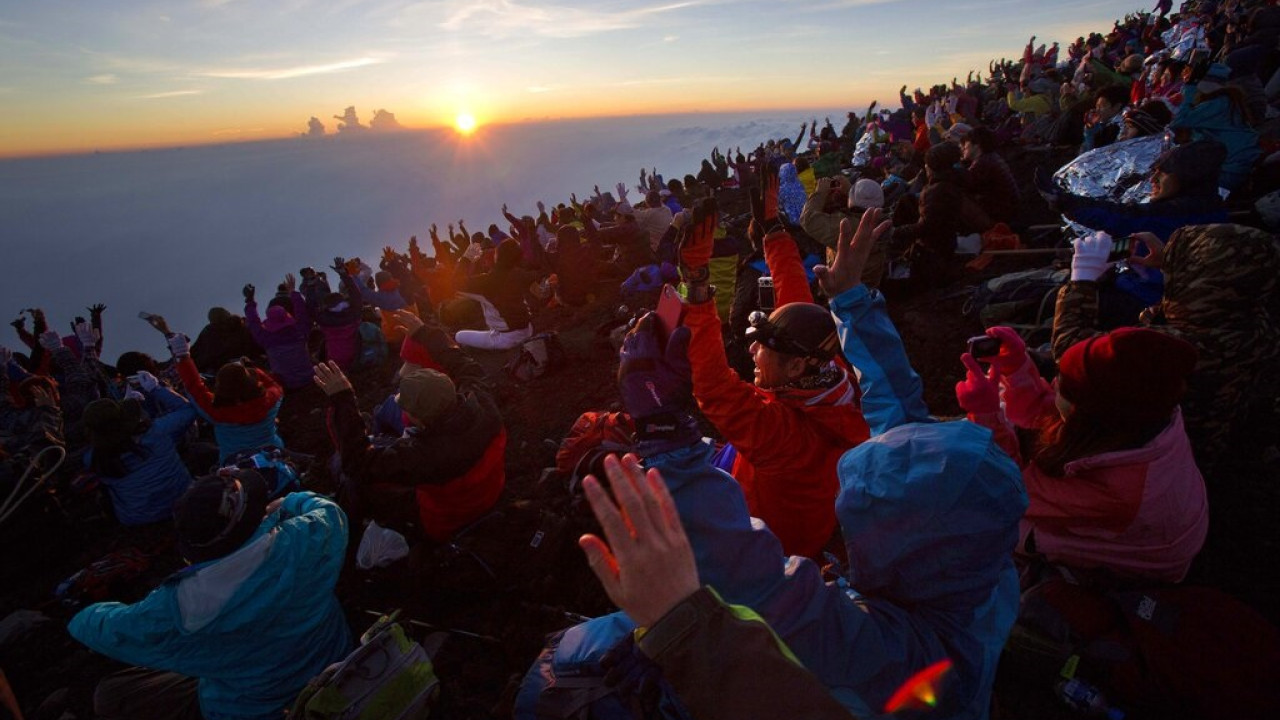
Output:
[967, 335, 1002, 360]
[757, 276, 775, 312]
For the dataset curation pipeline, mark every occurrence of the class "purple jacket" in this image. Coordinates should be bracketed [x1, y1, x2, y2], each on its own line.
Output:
[315, 274, 363, 370]
[245, 292, 314, 389]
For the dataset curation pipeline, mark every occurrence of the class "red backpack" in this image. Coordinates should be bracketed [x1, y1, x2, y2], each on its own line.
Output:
[555, 411, 635, 491]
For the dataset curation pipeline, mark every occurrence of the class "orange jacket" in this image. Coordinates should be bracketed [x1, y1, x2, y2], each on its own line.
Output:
[685, 232, 869, 557]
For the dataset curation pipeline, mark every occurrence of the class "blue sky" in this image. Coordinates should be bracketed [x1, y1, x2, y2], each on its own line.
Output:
[1, 0, 1143, 155]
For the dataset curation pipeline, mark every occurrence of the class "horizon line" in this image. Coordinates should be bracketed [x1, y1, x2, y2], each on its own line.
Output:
[2, 102, 872, 161]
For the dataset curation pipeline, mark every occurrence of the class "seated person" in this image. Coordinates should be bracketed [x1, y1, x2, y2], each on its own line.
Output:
[82, 375, 198, 526]
[956, 325, 1207, 583]
[1052, 225, 1280, 472]
[960, 127, 1020, 225]
[68, 470, 351, 720]
[147, 316, 286, 463]
[455, 239, 541, 351]
[316, 310, 505, 542]
[189, 307, 264, 375]
[609, 208, 1026, 718]
[243, 280, 313, 391]
[677, 191, 871, 560]
[894, 142, 992, 288]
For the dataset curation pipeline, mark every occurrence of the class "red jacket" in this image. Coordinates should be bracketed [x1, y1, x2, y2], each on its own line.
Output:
[686, 232, 869, 558]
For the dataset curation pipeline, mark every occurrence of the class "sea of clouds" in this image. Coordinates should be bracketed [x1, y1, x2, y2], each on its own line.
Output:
[1, 110, 850, 356]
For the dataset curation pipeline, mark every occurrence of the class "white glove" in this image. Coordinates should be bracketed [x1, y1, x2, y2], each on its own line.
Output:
[135, 370, 159, 392]
[74, 321, 99, 349]
[167, 333, 191, 358]
[38, 331, 62, 352]
[463, 241, 484, 262]
[1071, 232, 1114, 282]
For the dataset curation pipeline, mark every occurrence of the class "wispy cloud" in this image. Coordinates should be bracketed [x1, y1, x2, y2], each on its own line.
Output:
[198, 56, 385, 80]
[526, 85, 554, 93]
[138, 89, 203, 99]
[437, 0, 713, 40]
[84, 74, 119, 85]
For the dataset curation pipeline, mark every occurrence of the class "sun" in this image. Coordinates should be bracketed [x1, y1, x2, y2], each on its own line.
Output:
[454, 112, 477, 135]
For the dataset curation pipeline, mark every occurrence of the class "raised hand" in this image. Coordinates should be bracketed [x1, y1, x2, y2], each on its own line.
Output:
[0, 346, 11, 367]
[88, 303, 107, 318]
[502, 203, 508, 214]
[678, 197, 718, 280]
[284, 273, 297, 292]
[615, 182, 629, 203]
[813, 208, 892, 298]
[243, 283, 256, 301]
[312, 360, 353, 397]
[1127, 232, 1165, 270]
[578, 454, 700, 629]
[391, 308, 424, 337]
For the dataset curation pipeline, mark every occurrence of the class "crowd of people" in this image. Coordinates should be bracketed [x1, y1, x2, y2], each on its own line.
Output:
[3, 1, 1280, 718]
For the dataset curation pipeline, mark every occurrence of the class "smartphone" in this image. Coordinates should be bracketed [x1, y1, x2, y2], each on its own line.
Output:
[758, 276, 775, 312]
[968, 335, 1002, 361]
[1108, 235, 1134, 262]
[654, 284, 685, 342]
[126, 374, 142, 389]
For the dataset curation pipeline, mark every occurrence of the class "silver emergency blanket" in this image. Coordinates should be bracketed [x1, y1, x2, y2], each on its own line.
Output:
[1161, 20, 1208, 61]
[1053, 134, 1169, 204]
[851, 126, 886, 167]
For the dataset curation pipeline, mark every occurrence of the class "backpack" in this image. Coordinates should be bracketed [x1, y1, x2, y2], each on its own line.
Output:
[514, 614, 692, 720]
[554, 412, 635, 493]
[963, 266, 1068, 341]
[1007, 571, 1280, 720]
[222, 446, 304, 499]
[426, 501, 568, 595]
[357, 321, 389, 370]
[291, 612, 440, 720]
[506, 332, 566, 382]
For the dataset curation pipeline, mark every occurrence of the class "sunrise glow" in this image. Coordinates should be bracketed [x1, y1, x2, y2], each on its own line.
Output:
[455, 113, 478, 135]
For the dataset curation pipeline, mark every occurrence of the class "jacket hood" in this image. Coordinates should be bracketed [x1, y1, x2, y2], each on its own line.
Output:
[836, 421, 1026, 608]
[262, 305, 295, 332]
[1157, 223, 1279, 330]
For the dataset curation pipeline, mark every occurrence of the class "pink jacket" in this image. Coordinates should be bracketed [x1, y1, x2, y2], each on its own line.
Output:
[971, 358, 1208, 583]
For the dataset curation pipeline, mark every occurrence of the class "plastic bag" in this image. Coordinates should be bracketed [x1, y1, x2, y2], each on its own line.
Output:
[356, 521, 410, 569]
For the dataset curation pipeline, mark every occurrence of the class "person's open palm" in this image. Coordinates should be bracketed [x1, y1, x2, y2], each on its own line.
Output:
[579, 454, 700, 628]
[814, 208, 892, 297]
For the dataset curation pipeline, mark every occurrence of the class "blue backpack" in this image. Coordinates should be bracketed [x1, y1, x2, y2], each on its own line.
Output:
[514, 613, 691, 720]
[222, 446, 304, 499]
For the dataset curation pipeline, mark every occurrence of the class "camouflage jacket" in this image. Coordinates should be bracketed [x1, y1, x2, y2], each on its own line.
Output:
[1053, 224, 1280, 466]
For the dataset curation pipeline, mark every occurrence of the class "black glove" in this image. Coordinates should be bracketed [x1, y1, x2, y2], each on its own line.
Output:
[243, 284, 256, 301]
[87, 303, 107, 318]
[332, 256, 348, 276]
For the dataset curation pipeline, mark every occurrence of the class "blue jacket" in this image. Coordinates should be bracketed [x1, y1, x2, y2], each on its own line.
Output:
[69, 492, 351, 720]
[85, 385, 197, 526]
[532, 285, 1024, 719]
[1172, 84, 1261, 191]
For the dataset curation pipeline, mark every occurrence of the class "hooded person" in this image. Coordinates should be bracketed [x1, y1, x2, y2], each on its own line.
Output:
[455, 239, 542, 351]
[243, 283, 313, 390]
[82, 380, 198, 526]
[1053, 224, 1280, 470]
[595, 213, 1025, 716]
[957, 326, 1207, 583]
[68, 470, 351, 720]
[313, 270, 366, 371]
[189, 307, 264, 375]
[776, 161, 807, 224]
[318, 310, 506, 542]
[675, 194, 871, 559]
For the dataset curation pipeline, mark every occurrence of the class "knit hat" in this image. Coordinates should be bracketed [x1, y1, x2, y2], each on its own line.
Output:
[395, 367, 457, 424]
[848, 179, 886, 210]
[1057, 328, 1198, 426]
[175, 469, 269, 564]
[944, 122, 973, 142]
[745, 302, 839, 360]
[83, 398, 144, 451]
[1153, 139, 1226, 197]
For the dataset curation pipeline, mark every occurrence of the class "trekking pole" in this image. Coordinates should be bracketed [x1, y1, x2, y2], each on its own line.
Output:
[362, 610, 501, 645]
[0, 445, 66, 527]
[979, 247, 1072, 256]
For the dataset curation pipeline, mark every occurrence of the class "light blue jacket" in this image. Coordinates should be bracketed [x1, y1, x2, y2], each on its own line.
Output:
[69, 493, 352, 720]
[530, 285, 1026, 719]
[1172, 83, 1261, 191]
[85, 385, 197, 526]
